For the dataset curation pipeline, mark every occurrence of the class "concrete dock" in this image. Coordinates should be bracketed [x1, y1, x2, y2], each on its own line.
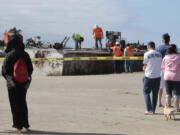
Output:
[20, 48, 144, 76]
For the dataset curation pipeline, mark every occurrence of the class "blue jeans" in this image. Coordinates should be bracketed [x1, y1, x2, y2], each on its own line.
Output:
[95, 38, 102, 49]
[114, 60, 121, 73]
[74, 39, 80, 50]
[143, 77, 160, 113]
[124, 60, 133, 72]
[165, 80, 180, 99]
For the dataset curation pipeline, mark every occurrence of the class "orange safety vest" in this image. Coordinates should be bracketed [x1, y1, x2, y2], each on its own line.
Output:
[113, 46, 123, 57]
[125, 46, 133, 57]
[92, 27, 103, 38]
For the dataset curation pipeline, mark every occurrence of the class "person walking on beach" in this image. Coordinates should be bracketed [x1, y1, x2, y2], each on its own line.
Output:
[124, 44, 133, 73]
[143, 42, 162, 114]
[2, 34, 33, 133]
[92, 24, 104, 49]
[72, 33, 84, 50]
[156, 33, 170, 107]
[113, 41, 123, 73]
[161, 44, 180, 112]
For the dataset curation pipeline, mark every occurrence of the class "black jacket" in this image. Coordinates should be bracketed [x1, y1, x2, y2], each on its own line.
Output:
[2, 35, 33, 87]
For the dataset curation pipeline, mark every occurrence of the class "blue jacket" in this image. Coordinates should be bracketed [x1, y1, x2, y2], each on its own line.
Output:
[156, 44, 169, 58]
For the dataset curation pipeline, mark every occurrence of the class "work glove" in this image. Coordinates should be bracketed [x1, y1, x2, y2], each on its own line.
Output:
[25, 76, 32, 90]
[6, 75, 15, 87]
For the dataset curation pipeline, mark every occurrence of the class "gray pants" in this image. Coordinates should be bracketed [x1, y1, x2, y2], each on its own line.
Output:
[74, 39, 80, 50]
[95, 38, 102, 49]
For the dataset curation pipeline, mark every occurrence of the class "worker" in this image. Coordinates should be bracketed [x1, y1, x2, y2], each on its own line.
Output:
[113, 41, 123, 73]
[92, 24, 104, 49]
[113, 42, 123, 56]
[72, 33, 84, 50]
[124, 44, 134, 73]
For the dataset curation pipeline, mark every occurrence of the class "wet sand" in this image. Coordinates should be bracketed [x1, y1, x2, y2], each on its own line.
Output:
[0, 73, 180, 135]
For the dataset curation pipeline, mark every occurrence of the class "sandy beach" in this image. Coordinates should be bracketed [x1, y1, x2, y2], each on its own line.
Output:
[0, 72, 180, 135]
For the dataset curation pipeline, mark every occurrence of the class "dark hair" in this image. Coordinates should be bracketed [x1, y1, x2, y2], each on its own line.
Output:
[167, 44, 177, 54]
[120, 40, 125, 49]
[148, 41, 155, 49]
[126, 44, 130, 47]
[162, 33, 170, 44]
[5, 35, 24, 53]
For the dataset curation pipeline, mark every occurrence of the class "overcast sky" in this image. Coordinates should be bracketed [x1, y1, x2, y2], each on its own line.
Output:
[0, 0, 180, 48]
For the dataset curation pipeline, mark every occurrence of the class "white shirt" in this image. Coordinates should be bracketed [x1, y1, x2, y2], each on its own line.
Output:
[124, 48, 127, 56]
[143, 50, 162, 78]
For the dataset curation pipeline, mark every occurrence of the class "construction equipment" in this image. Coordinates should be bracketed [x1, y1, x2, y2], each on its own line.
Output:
[26, 36, 43, 48]
[53, 36, 70, 49]
[105, 31, 121, 49]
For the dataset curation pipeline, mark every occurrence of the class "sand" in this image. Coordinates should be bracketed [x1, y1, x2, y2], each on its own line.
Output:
[0, 72, 180, 135]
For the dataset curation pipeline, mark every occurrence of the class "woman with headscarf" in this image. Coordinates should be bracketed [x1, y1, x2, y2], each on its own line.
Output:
[2, 34, 33, 133]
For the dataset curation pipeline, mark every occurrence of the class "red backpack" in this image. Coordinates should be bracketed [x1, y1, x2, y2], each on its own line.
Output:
[13, 58, 28, 83]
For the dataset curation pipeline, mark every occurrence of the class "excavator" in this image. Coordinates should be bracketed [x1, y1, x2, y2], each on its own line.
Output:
[4, 27, 70, 49]
[26, 36, 43, 48]
[105, 31, 121, 49]
[53, 36, 70, 49]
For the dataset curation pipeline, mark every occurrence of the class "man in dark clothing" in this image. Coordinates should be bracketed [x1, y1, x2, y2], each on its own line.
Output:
[2, 34, 33, 133]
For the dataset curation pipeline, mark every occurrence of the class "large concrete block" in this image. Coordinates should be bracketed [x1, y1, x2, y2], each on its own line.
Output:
[63, 50, 144, 75]
[0, 48, 144, 76]
[26, 48, 63, 76]
[63, 50, 114, 75]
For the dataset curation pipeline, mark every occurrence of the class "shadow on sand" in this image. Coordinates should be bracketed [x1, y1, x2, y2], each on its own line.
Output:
[153, 113, 164, 116]
[0, 130, 126, 135]
[174, 118, 180, 121]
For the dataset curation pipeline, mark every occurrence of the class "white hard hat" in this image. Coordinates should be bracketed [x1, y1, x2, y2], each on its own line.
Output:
[94, 24, 98, 28]
[115, 41, 120, 45]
